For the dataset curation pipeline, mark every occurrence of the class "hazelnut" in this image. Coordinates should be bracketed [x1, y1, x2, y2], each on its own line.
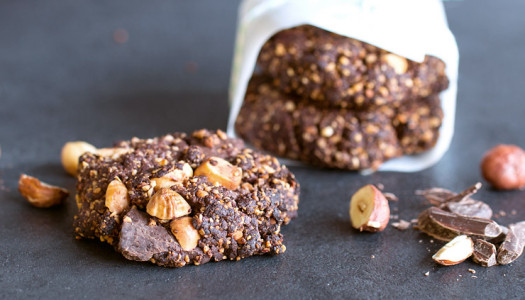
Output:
[480, 144, 525, 190]
[170, 217, 200, 251]
[382, 53, 408, 74]
[151, 163, 193, 191]
[18, 174, 69, 208]
[349, 184, 390, 232]
[146, 188, 191, 220]
[432, 235, 473, 266]
[105, 178, 130, 214]
[61, 141, 97, 176]
[194, 157, 242, 189]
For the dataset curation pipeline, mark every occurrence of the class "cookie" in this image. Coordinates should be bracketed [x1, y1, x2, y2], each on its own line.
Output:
[257, 25, 449, 109]
[73, 129, 300, 267]
[235, 76, 403, 170]
[235, 76, 443, 170]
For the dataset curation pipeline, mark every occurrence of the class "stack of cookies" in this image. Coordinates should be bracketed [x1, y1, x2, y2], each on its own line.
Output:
[235, 25, 449, 170]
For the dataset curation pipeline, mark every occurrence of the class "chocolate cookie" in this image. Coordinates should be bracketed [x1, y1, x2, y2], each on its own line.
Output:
[257, 25, 449, 109]
[235, 76, 443, 170]
[73, 129, 300, 267]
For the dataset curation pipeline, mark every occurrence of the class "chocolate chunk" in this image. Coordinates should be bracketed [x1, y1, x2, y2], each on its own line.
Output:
[416, 183, 492, 219]
[444, 182, 482, 203]
[415, 187, 456, 206]
[444, 199, 493, 219]
[472, 239, 497, 267]
[118, 207, 179, 262]
[417, 207, 502, 241]
[485, 225, 508, 245]
[497, 221, 525, 265]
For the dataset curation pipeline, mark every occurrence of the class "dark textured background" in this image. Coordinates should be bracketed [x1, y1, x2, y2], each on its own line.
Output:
[1, 0, 525, 298]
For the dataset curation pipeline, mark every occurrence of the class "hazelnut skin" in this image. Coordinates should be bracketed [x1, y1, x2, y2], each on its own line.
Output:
[480, 144, 525, 190]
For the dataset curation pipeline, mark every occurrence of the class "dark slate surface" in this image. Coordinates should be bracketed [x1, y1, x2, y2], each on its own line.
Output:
[1, 0, 525, 298]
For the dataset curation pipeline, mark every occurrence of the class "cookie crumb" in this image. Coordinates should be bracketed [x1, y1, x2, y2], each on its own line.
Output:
[424, 271, 429, 276]
[468, 268, 476, 274]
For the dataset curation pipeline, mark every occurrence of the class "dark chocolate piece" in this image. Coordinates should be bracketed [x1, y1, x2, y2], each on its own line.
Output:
[472, 239, 497, 267]
[416, 183, 492, 219]
[444, 182, 482, 203]
[444, 199, 493, 219]
[119, 207, 179, 262]
[74, 129, 300, 267]
[415, 187, 456, 206]
[417, 207, 502, 241]
[497, 221, 525, 265]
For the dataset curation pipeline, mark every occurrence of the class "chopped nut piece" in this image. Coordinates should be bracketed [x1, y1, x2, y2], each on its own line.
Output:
[105, 178, 130, 214]
[194, 157, 242, 190]
[170, 217, 200, 251]
[146, 188, 191, 220]
[18, 174, 69, 208]
[392, 219, 411, 231]
[383, 192, 398, 202]
[382, 53, 408, 74]
[417, 207, 502, 241]
[96, 147, 131, 159]
[432, 235, 473, 266]
[350, 184, 390, 232]
[61, 141, 97, 176]
[497, 221, 525, 265]
[472, 239, 497, 267]
[151, 163, 193, 190]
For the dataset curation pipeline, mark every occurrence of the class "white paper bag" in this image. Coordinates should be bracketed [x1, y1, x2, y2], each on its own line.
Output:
[227, 0, 459, 172]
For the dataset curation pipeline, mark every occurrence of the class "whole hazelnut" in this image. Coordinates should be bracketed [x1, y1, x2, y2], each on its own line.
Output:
[480, 144, 525, 190]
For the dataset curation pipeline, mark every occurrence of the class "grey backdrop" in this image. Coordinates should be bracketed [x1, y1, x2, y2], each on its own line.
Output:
[1, 0, 525, 299]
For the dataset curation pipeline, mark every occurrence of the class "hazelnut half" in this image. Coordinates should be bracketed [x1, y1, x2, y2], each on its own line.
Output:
[170, 216, 200, 251]
[61, 141, 97, 176]
[146, 188, 191, 221]
[349, 184, 390, 232]
[18, 174, 69, 208]
[194, 157, 242, 189]
[151, 163, 193, 191]
[105, 178, 130, 214]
